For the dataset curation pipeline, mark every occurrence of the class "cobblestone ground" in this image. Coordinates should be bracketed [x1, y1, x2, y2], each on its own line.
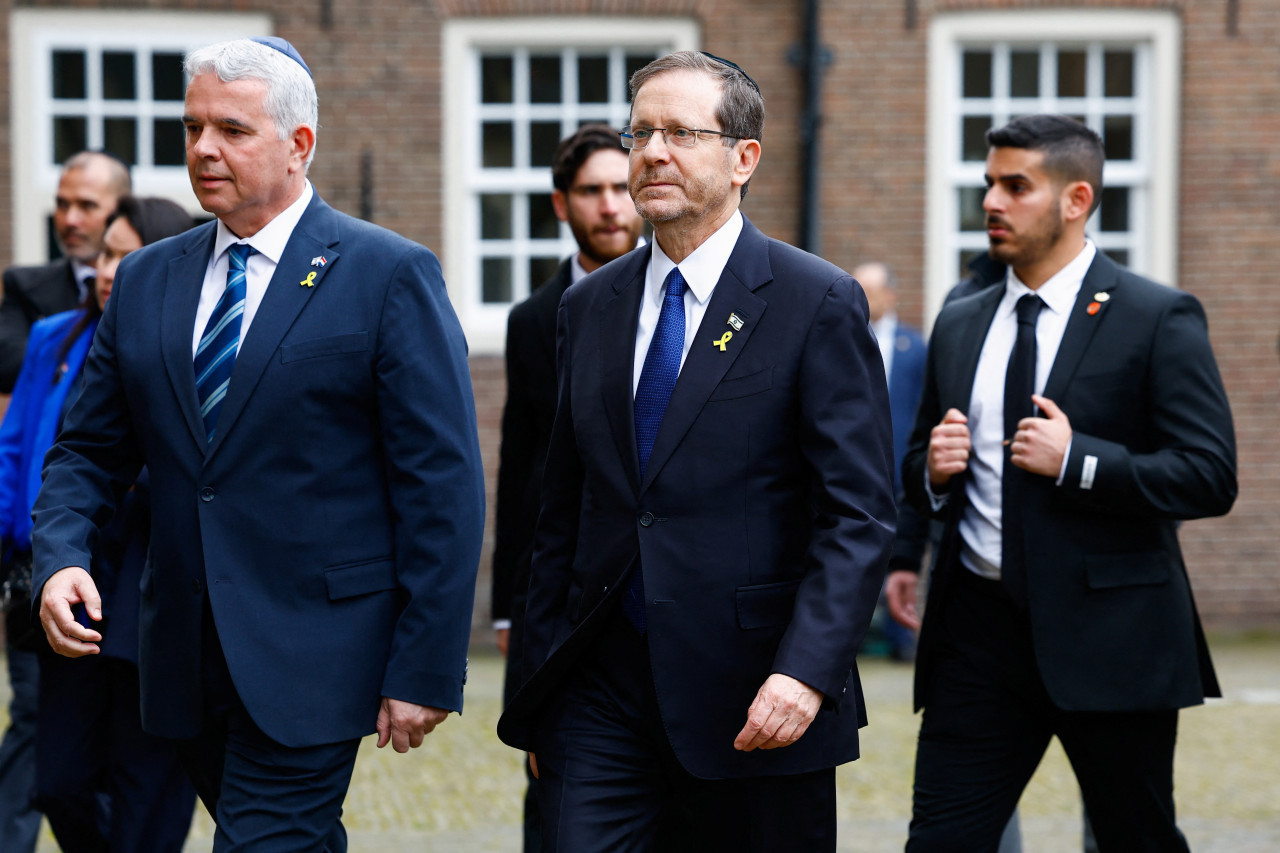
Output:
[6, 632, 1278, 852]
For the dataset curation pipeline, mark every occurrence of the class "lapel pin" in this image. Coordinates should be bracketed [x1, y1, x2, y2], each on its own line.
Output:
[300, 271, 317, 287]
[1094, 292, 1110, 302]
[713, 331, 733, 351]
[311, 256, 327, 267]
[727, 313, 744, 332]
[1087, 301, 1102, 315]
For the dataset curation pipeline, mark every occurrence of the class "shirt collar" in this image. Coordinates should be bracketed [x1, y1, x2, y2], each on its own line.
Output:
[1003, 239, 1096, 318]
[212, 180, 314, 264]
[647, 211, 743, 308]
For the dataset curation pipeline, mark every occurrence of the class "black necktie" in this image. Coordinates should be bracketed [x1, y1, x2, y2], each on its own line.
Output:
[1001, 294, 1044, 608]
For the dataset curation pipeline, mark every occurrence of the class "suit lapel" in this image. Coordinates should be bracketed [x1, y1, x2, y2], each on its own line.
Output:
[1043, 253, 1119, 402]
[945, 286, 1004, 415]
[597, 251, 649, 495]
[206, 197, 340, 458]
[640, 221, 770, 493]
[161, 225, 219, 450]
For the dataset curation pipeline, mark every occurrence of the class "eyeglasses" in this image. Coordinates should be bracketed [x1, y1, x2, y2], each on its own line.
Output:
[620, 126, 739, 150]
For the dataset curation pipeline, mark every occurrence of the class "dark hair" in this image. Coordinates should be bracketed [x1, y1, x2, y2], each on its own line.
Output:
[986, 115, 1105, 214]
[59, 197, 196, 364]
[629, 51, 765, 198]
[551, 124, 627, 194]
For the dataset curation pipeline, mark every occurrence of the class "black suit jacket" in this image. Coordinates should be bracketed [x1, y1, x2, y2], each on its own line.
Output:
[903, 251, 1236, 713]
[492, 258, 572, 706]
[0, 259, 79, 392]
[498, 218, 897, 779]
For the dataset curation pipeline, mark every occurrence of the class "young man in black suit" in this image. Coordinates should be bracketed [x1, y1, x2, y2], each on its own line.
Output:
[889, 114, 1236, 851]
[491, 123, 643, 851]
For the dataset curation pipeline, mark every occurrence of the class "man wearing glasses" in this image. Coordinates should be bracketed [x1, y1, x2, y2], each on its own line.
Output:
[498, 51, 896, 851]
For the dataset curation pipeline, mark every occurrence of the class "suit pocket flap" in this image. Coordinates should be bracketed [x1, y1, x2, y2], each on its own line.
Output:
[1085, 553, 1170, 590]
[709, 367, 773, 401]
[325, 558, 397, 600]
[736, 579, 801, 629]
[281, 332, 369, 363]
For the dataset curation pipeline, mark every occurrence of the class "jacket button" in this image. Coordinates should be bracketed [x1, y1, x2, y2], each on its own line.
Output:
[639, 512, 654, 527]
[192, 578, 203, 594]
[200, 487, 215, 502]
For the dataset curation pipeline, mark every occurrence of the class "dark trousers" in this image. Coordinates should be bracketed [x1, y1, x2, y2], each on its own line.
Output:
[35, 651, 196, 853]
[534, 614, 836, 853]
[0, 645, 40, 853]
[176, 601, 360, 853]
[907, 568, 1188, 853]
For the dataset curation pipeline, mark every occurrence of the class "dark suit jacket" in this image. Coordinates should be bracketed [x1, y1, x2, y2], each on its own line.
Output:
[492, 258, 572, 706]
[886, 319, 927, 492]
[498, 218, 897, 779]
[0, 259, 80, 392]
[31, 194, 486, 748]
[903, 251, 1236, 714]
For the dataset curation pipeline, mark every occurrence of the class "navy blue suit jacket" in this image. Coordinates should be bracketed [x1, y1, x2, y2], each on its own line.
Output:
[885, 320, 927, 492]
[498, 218, 897, 779]
[31, 194, 485, 747]
[903, 251, 1235, 713]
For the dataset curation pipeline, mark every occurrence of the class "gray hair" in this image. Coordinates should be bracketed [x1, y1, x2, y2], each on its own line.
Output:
[184, 39, 319, 169]
[629, 51, 765, 198]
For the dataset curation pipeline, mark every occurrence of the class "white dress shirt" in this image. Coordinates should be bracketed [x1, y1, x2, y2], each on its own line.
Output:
[72, 260, 96, 302]
[632, 212, 743, 395]
[191, 181, 315, 357]
[949, 240, 1095, 579]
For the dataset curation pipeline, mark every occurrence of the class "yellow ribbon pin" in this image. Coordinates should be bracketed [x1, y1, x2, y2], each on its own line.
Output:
[300, 271, 317, 287]
[713, 331, 733, 351]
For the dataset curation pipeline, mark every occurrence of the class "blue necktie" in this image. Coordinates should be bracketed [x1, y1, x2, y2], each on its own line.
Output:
[624, 266, 687, 633]
[195, 243, 254, 441]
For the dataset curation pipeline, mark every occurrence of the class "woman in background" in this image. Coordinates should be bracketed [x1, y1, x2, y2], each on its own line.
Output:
[0, 196, 198, 852]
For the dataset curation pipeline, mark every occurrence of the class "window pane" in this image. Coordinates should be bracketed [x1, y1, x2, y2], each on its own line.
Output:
[1057, 50, 1086, 97]
[481, 55, 513, 104]
[530, 56, 561, 104]
[102, 51, 136, 100]
[962, 116, 991, 161]
[1103, 115, 1133, 160]
[528, 192, 559, 239]
[482, 122, 514, 168]
[1099, 187, 1130, 232]
[480, 194, 512, 239]
[1010, 51, 1039, 98]
[154, 118, 185, 166]
[1105, 50, 1134, 98]
[482, 257, 512, 303]
[52, 51, 86, 99]
[958, 250, 983, 282]
[54, 116, 87, 163]
[578, 56, 608, 103]
[153, 52, 185, 101]
[530, 256, 561, 290]
[1102, 249, 1128, 267]
[104, 118, 137, 166]
[625, 53, 657, 100]
[962, 50, 992, 98]
[530, 122, 561, 168]
[958, 186, 986, 232]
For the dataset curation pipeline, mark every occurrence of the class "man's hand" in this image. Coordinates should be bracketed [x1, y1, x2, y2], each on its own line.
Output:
[733, 673, 823, 752]
[496, 627, 510, 659]
[1009, 395, 1072, 477]
[885, 570, 922, 631]
[376, 697, 448, 753]
[928, 409, 971, 486]
[39, 567, 103, 657]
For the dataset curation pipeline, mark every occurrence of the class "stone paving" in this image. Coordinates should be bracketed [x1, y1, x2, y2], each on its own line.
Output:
[6, 632, 1279, 851]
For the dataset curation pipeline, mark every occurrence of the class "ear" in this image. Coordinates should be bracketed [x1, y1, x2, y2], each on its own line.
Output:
[730, 138, 761, 191]
[551, 189, 569, 223]
[1060, 179, 1094, 224]
[289, 124, 316, 172]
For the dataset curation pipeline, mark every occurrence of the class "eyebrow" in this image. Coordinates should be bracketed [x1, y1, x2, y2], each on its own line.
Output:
[182, 115, 254, 130]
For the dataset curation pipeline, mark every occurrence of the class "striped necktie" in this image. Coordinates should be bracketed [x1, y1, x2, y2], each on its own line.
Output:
[195, 243, 254, 441]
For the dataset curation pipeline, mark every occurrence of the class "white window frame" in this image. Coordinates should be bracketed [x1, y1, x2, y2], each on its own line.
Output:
[925, 10, 1181, 328]
[442, 17, 700, 354]
[10, 10, 270, 264]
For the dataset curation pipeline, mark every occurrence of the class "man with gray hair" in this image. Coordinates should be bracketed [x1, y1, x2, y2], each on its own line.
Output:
[31, 37, 484, 850]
